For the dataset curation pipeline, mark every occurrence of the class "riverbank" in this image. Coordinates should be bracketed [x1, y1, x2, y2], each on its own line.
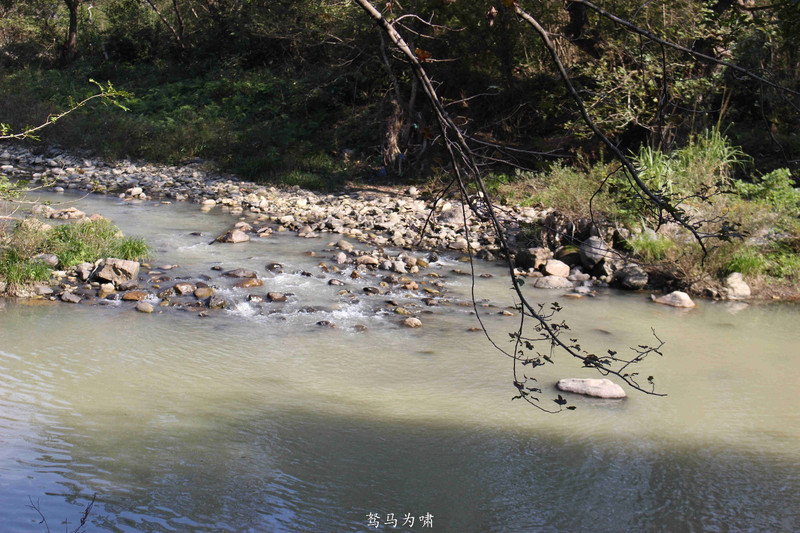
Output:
[2, 141, 791, 305]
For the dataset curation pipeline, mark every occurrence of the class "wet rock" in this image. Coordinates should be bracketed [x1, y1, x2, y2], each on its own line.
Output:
[248, 294, 264, 303]
[402, 317, 422, 328]
[328, 279, 346, 286]
[534, 276, 574, 289]
[651, 291, 695, 308]
[725, 272, 751, 300]
[267, 292, 287, 302]
[224, 268, 258, 278]
[543, 259, 570, 278]
[265, 263, 284, 272]
[557, 378, 626, 399]
[216, 229, 250, 243]
[173, 282, 196, 295]
[136, 302, 154, 313]
[356, 255, 380, 267]
[98, 283, 116, 299]
[60, 291, 82, 304]
[235, 278, 263, 288]
[194, 287, 214, 299]
[614, 263, 648, 290]
[157, 287, 175, 299]
[316, 320, 335, 328]
[95, 258, 140, 287]
[122, 290, 149, 301]
[336, 239, 354, 253]
[208, 295, 227, 309]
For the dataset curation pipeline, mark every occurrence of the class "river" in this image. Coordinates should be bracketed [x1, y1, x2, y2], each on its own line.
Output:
[1, 192, 799, 532]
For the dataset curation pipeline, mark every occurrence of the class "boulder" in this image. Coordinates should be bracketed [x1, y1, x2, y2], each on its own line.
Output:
[725, 272, 751, 300]
[267, 292, 287, 302]
[514, 247, 551, 271]
[60, 291, 82, 304]
[651, 291, 695, 308]
[557, 378, 626, 399]
[216, 229, 250, 243]
[614, 263, 648, 290]
[75, 262, 94, 281]
[543, 259, 570, 278]
[402, 317, 423, 328]
[94, 258, 140, 287]
[534, 275, 574, 289]
[579, 236, 611, 268]
[554, 245, 581, 266]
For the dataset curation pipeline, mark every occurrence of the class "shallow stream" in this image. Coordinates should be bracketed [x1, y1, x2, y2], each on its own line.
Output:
[1, 193, 799, 531]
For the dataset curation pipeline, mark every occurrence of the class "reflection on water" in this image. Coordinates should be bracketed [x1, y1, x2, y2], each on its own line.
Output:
[1, 193, 799, 531]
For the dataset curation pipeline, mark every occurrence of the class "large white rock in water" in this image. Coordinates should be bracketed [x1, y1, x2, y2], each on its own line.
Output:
[651, 290, 695, 308]
[557, 378, 626, 399]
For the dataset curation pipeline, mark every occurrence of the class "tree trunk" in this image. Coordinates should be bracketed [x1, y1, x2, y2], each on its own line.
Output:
[61, 0, 80, 63]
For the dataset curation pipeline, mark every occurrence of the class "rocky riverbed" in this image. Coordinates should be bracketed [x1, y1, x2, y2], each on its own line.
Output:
[0, 143, 752, 312]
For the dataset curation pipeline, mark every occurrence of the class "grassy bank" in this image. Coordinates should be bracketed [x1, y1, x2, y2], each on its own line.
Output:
[0, 217, 148, 292]
[491, 130, 800, 295]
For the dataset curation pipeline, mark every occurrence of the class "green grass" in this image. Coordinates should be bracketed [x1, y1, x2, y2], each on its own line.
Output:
[629, 232, 675, 263]
[0, 218, 149, 288]
[45, 218, 149, 267]
[0, 250, 51, 286]
[722, 247, 770, 276]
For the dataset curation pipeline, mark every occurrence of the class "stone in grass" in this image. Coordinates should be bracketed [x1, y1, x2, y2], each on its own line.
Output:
[557, 378, 626, 399]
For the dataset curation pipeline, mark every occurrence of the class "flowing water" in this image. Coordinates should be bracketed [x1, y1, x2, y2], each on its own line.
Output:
[1, 193, 799, 532]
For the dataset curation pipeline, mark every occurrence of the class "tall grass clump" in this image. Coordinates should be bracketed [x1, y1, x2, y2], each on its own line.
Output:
[0, 217, 149, 289]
